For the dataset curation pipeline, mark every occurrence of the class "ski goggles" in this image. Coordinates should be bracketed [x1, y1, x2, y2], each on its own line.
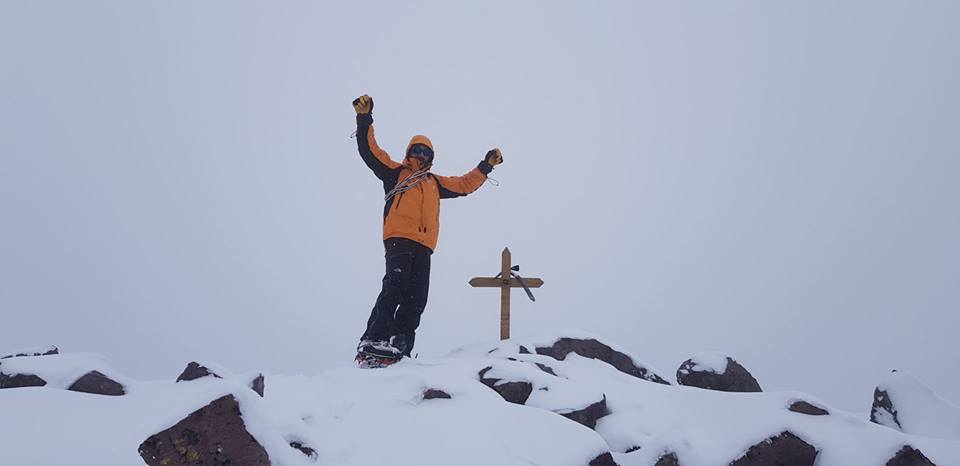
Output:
[408, 144, 433, 159]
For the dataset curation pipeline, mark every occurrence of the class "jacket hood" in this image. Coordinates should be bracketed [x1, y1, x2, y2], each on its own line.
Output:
[404, 134, 434, 170]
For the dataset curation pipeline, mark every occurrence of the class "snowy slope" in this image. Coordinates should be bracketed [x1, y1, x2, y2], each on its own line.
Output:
[871, 369, 960, 441]
[1, 333, 959, 466]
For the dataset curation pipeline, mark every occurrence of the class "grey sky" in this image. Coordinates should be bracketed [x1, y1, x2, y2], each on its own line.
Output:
[1, 1, 958, 412]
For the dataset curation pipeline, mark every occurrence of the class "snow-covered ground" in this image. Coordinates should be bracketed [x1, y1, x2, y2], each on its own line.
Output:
[1, 332, 958, 466]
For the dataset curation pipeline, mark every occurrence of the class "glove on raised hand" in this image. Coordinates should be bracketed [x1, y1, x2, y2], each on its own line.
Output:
[484, 148, 503, 166]
[352, 94, 374, 114]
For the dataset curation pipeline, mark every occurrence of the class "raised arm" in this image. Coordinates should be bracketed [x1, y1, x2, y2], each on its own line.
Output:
[353, 95, 400, 180]
[435, 148, 503, 199]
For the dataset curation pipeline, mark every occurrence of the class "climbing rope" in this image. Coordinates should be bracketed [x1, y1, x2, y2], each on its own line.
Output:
[384, 169, 431, 202]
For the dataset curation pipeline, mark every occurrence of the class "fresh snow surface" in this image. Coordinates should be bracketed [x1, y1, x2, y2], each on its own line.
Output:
[875, 370, 960, 441]
[2, 332, 959, 466]
[682, 352, 730, 375]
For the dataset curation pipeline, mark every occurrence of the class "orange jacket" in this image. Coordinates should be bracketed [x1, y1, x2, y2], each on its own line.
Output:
[356, 113, 493, 251]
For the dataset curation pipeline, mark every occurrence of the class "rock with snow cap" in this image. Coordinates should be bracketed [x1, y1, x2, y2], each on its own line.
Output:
[535, 337, 670, 385]
[176, 361, 222, 382]
[676, 353, 761, 392]
[788, 400, 830, 416]
[729, 431, 818, 466]
[655, 452, 681, 466]
[885, 445, 937, 466]
[870, 370, 960, 440]
[1, 346, 59, 359]
[67, 370, 125, 396]
[589, 452, 619, 466]
[559, 395, 610, 430]
[479, 366, 534, 404]
[422, 388, 452, 400]
[138, 395, 270, 466]
[0, 371, 47, 389]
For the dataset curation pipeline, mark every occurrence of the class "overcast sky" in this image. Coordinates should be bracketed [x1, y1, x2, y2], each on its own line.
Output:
[2, 1, 958, 412]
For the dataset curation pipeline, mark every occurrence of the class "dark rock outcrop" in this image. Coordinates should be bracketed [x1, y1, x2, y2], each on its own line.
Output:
[290, 441, 317, 460]
[559, 395, 610, 430]
[676, 357, 761, 392]
[589, 452, 619, 466]
[536, 338, 670, 385]
[0, 372, 47, 389]
[886, 446, 936, 466]
[729, 431, 817, 466]
[1, 346, 59, 359]
[422, 388, 452, 400]
[176, 362, 222, 383]
[871, 386, 902, 429]
[250, 374, 265, 397]
[655, 452, 681, 466]
[788, 400, 829, 416]
[535, 363, 558, 376]
[67, 370, 125, 396]
[138, 395, 269, 466]
[478, 366, 533, 404]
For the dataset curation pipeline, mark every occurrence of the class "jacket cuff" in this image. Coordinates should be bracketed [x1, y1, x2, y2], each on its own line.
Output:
[478, 160, 494, 175]
[356, 113, 373, 126]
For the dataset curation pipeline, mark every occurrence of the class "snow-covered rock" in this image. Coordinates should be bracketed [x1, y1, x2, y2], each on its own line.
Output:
[1, 345, 59, 359]
[676, 352, 762, 392]
[727, 431, 817, 466]
[871, 369, 960, 441]
[139, 395, 270, 466]
[0, 352, 130, 394]
[530, 335, 671, 385]
[1, 332, 959, 466]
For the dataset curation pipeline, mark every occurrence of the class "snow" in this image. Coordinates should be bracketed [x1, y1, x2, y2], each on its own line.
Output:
[874, 369, 960, 441]
[2, 333, 959, 466]
[682, 352, 730, 375]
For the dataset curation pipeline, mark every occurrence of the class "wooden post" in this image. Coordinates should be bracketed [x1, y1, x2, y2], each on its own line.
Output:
[501, 248, 511, 340]
[470, 247, 544, 340]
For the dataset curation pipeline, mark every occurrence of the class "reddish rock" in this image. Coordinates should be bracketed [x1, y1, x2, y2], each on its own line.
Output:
[67, 370, 125, 396]
[676, 357, 761, 392]
[589, 452, 619, 466]
[422, 388, 452, 400]
[176, 362, 222, 383]
[138, 395, 269, 466]
[886, 446, 936, 466]
[0, 372, 47, 389]
[536, 338, 670, 385]
[788, 400, 829, 416]
[478, 366, 533, 405]
[729, 431, 818, 466]
[559, 395, 610, 430]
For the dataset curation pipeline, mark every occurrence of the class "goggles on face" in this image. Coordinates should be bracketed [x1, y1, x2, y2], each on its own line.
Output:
[408, 144, 433, 159]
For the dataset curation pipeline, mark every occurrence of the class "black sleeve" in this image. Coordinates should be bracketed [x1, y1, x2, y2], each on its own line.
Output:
[355, 114, 394, 181]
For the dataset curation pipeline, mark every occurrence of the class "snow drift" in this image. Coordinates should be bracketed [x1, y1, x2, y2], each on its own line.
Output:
[1, 332, 958, 466]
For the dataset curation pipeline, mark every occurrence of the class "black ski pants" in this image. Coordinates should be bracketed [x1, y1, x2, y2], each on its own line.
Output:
[361, 237, 432, 356]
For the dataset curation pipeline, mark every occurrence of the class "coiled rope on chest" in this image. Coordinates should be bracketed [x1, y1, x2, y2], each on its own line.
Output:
[384, 169, 431, 202]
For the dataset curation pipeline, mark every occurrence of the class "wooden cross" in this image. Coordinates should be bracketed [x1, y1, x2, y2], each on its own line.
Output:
[469, 247, 544, 340]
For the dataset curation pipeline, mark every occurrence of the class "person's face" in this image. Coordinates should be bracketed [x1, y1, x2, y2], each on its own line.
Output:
[407, 144, 433, 167]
